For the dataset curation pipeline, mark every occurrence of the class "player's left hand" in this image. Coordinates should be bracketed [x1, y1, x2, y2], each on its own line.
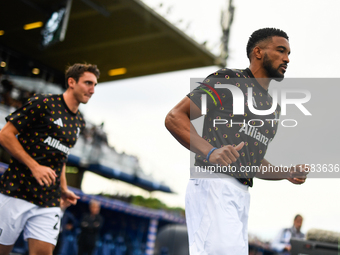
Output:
[60, 197, 72, 211]
[287, 164, 310, 184]
[61, 189, 80, 205]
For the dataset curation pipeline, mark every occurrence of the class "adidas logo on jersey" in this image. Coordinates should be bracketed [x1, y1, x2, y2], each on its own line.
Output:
[53, 118, 63, 127]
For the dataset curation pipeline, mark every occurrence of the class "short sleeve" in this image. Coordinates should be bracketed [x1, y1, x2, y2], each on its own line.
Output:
[187, 69, 236, 113]
[5, 95, 45, 133]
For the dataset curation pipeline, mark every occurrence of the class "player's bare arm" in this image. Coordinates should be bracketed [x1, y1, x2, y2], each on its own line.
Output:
[256, 158, 309, 184]
[165, 96, 244, 166]
[60, 163, 79, 205]
[0, 121, 57, 186]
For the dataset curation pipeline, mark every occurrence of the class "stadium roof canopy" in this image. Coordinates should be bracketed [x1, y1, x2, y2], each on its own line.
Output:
[0, 0, 225, 84]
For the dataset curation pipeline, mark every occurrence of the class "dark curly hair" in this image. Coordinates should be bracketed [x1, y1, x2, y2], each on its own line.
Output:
[65, 63, 100, 87]
[294, 214, 303, 220]
[246, 28, 289, 60]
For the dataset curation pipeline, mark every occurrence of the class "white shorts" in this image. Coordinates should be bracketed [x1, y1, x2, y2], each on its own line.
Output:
[185, 173, 250, 255]
[0, 193, 62, 246]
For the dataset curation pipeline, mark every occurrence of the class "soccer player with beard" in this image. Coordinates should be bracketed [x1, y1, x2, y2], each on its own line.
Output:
[165, 28, 309, 254]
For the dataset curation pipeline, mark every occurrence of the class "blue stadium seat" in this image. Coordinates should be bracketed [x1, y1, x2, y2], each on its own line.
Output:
[114, 236, 127, 255]
[59, 233, 78, 255]
[12, 232, 28, 254]
[98, 234, 115, 255]
[93, 239, 104, 255]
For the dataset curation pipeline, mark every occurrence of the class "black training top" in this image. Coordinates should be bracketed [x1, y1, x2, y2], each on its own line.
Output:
[188, 68, 280, 187]
[0, 94, 85, 207]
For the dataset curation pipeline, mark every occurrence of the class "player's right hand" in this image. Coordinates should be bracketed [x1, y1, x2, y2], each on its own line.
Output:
[30, 165, 58, 186]
[208, 142, 244, 166]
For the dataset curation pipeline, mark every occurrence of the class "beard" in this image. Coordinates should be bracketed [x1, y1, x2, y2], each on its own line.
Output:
[263, 53, 284, 82]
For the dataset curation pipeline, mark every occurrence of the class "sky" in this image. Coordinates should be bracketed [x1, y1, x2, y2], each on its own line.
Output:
[80, 0, 340, 241]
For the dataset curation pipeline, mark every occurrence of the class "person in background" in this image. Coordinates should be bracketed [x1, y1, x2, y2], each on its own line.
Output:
[271, 214, 305, 254]
[77, 199, 104, 255]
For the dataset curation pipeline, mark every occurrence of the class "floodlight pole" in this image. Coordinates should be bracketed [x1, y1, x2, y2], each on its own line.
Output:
[220, 0, 235, 61]
[60, 0, 73, 41]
